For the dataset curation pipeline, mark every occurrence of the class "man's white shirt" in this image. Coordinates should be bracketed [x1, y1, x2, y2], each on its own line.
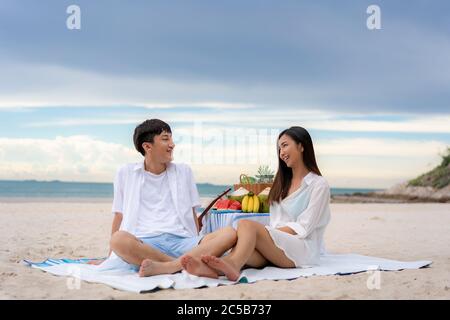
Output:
[136, 169, 191, 237]
[111, 161, 201, 237]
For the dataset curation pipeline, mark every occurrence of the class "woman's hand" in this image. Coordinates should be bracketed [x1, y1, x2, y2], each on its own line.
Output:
[276, 226, 297, 235]
[87, 258, 106, 265]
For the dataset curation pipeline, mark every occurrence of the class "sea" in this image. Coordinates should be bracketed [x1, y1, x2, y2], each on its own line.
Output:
[0, 180, 380, 200]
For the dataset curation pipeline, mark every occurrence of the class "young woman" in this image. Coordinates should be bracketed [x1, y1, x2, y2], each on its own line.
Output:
[182, 126, 331, 281]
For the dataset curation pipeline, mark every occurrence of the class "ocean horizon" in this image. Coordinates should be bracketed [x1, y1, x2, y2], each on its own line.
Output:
[0, 180, 381, 199]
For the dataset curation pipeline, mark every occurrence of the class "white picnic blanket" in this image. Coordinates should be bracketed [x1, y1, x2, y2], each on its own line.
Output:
[26, 253, 431, 293]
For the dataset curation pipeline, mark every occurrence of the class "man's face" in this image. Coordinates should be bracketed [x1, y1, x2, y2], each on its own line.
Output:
[143, 131, 175, 164]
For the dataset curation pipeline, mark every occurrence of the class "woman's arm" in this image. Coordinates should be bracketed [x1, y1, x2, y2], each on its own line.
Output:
[276, 226, 297, 235]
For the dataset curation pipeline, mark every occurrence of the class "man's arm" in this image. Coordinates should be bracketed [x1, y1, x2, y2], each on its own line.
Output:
[109, 212, 123, 254]
[111, 212, 123, 235]
[87, 212, 123, 265]
[88, 166, 125, 265]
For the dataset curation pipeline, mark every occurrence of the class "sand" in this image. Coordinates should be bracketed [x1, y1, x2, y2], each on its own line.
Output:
[0, 199, 449, 300]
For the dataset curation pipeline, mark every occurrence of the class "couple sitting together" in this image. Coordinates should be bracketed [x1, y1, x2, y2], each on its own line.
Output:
[91, 119, 331, 281]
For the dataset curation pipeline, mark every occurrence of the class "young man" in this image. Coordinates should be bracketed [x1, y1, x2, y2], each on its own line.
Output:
[93, 119, 236, 278]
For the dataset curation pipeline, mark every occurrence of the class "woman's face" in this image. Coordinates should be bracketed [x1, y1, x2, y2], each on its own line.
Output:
[278, 134, 303, 168]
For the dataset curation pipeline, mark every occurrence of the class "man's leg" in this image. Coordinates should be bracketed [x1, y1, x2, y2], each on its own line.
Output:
[110, 231, 174, 266]
[139, 226, 237, 277]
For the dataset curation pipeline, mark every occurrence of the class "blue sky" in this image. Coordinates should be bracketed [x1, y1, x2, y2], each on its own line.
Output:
[0, 1, 449, 188]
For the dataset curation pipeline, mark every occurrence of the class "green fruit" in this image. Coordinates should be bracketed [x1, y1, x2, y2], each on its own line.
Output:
[227, 187, 249, 203]
[258, 187, 271, 213]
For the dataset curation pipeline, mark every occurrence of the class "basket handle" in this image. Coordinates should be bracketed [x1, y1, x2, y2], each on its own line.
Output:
[197, 187, 232, 231]
[240, 173, 249, 184]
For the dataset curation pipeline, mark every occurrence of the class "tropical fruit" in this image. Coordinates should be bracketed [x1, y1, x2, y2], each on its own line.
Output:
[247, 195, 254, 213]
[213, 198, 242, 210]
[213, 199, 231, 210]
[258, 187, 271, 213]
[227, 187, 249, 203]
[241, 194, 249, 212]
[252, 195, 260, 213]
[228, 200, 242, 210]
[241, 192, 260, 213]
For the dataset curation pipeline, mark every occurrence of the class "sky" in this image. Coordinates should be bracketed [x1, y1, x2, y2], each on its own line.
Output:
[0, 0, 449, 188]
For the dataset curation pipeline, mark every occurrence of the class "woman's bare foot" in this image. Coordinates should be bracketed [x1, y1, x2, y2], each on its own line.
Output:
[139, 259, 176, 277]
[180, 255, 219, 279]
[201, 255, 240, 281]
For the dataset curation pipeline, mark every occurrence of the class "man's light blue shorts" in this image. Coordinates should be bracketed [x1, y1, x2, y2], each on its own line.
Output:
[138, 233, 204, 258]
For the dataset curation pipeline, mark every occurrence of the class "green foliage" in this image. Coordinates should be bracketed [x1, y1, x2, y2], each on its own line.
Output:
[255, 165, 275, 183]
[440, 147, 450, 167]
[408, 147, 450, 189]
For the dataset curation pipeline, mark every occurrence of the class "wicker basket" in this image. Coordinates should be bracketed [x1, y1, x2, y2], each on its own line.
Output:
[233, 174, 272, 194]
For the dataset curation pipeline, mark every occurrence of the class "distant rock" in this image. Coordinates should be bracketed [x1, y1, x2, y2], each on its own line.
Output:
[374, 182, 450, 202]
[375, 148, 450, 203]
[332, 148, 450, 203]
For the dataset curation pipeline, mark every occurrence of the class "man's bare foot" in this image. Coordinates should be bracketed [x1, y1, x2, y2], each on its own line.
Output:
[139, 259, 174, 277]
[201, 255, 240, 281]
[180, 255, 219, 279]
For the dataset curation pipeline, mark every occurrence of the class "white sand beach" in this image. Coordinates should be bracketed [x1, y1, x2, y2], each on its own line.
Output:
[0, 200, 449, 300]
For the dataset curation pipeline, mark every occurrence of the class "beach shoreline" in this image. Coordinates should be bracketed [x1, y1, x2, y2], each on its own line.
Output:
[331, 194, 450, 204]
[0, 197, 114, 203]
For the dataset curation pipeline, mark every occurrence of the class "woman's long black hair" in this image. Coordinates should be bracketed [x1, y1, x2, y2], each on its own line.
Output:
[268, 126, 322, 204]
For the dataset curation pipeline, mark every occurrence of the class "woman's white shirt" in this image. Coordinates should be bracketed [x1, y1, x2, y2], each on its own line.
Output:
[268, 172, 331, 266]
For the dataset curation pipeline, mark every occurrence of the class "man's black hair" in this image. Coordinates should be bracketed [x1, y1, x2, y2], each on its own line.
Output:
[133, 119, 172, 156]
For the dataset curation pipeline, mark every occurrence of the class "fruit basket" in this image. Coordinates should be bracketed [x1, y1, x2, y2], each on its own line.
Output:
[233, 173, 272, 195]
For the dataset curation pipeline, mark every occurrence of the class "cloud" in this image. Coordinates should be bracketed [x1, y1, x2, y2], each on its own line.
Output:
[304, 117, 450, 134]
[1, 1, 450, 113]
[315, 138, 447, 157]
[0, 135, 446, 188]
[0, 136, 140, 182]
[21, 106, 450, 135]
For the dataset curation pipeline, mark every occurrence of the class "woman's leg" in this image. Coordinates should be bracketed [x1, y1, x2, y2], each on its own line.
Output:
[244, 250, 268, 268]
[202, 220, 295, 280]
[139, 226, 237, 277]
